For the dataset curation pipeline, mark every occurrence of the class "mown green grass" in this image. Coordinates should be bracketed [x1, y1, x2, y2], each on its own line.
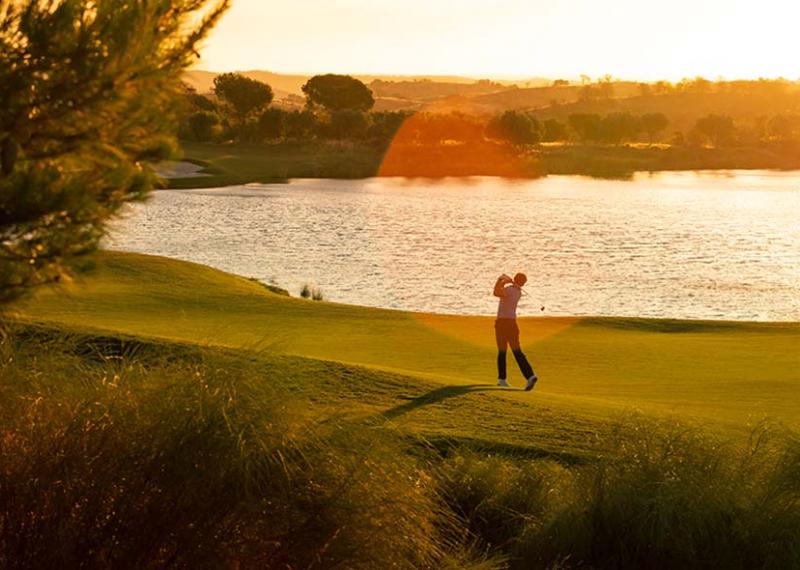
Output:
[170, 141, 800, 186]
[538, 143, 800, 178]
[12, 251, 800, 438]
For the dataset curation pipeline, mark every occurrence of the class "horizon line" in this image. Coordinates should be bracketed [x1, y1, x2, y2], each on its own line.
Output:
[188, 67, 800, 84]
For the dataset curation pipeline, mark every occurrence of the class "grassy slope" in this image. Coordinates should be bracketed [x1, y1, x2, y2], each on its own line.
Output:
[12, 252, 800, 456]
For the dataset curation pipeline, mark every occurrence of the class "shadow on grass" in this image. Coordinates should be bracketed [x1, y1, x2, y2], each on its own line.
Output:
[382, 384, 509, 420]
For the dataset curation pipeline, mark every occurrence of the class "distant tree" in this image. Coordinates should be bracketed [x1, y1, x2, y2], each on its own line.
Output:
[328, 110, 369, 140]
[367, 112, 408, 142]
[767, 113, 800, 141]
[213, 73, 273, 124]
[740, 115, 769, 145]
[405, 113, 484, 145]
[692, 114, 737, 147]
[678, 76, 712, 94]
[654, 81, 674, 95]
[597, 77, 615, 100]
[0, 0, 228, 301]
[599, 113, 641, 145]
[187, 92, 217, 113]
[186, 112, 219, 142]
[178, 88, 220, 141]
[641, 113, 670, 144]
[690, 77, 713, 93]
[669, 131, 686, 146]
[486, 111, 542, 145]
[568, 113, 602, 143]
[258, 108, 288, 140]
[302, 74, 375, 112]
[578, 84, 597, 102]
[285, 110, 317, 139]
[542, 119, 568, 142]
[552, 79, 570, 87]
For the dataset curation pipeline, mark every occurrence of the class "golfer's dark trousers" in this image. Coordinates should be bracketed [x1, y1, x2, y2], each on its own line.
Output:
[495, 318, 535, 380]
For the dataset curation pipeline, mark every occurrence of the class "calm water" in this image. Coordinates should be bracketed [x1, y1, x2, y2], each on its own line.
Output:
[107, 171, 800, 321]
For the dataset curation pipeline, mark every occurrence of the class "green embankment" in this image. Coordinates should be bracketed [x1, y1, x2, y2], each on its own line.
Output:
[171, 141, 800, 187]
[170, 141, 385, 188]
[13, 251, 800, 456]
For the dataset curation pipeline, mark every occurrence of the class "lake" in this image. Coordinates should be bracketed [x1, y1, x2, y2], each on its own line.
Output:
[107, 171, 800, 321]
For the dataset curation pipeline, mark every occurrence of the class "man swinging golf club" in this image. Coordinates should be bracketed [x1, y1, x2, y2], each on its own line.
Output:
[493, 273, 538, 391]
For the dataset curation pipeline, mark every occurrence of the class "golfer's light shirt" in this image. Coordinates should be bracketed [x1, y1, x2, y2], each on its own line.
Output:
[497, 286, 522, 319]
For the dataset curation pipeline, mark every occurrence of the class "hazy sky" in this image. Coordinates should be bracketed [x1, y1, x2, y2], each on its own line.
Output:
[198, 0, 800, 80]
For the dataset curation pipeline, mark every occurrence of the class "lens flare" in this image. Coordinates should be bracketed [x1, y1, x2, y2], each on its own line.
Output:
[378, 111, 531, 178]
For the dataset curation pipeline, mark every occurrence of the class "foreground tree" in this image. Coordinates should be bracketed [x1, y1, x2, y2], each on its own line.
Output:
[302, 74, 374, 112]
[0, 0, 229, 301]
[213, 72, 273, 125]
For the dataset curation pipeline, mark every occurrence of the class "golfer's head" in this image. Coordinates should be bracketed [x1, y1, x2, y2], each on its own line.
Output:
[513, 272, 527, 287]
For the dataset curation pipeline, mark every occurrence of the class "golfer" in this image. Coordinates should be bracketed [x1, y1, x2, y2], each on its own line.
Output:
[493, 273, 538, 390]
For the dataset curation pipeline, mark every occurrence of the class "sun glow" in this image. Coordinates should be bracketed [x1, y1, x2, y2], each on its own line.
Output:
[198, 0, 800, 81]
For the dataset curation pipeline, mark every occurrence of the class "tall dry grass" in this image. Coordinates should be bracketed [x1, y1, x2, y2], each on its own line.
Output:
[3, 324, 799, 569]
[0, 325, 496, 569]
[439, 417, 800, 569]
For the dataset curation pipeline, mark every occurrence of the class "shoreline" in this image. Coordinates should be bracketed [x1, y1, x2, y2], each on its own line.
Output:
[164, 141, 800, 188]
[77, 251, 800, 326]
[160, 166, 800, 191]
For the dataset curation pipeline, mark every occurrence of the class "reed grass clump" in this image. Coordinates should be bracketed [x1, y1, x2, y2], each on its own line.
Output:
[300, 283, 324, 301]
[438, 417, 800, 569]
[0, 326, 489, 569]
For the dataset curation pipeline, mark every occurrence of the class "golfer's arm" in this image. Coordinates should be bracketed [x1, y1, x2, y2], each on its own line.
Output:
[493, 278, 506, 298]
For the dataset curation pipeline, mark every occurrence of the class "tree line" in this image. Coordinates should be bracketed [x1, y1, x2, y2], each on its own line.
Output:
[182, 73, 800, 149]
[181, 72, 407, 144]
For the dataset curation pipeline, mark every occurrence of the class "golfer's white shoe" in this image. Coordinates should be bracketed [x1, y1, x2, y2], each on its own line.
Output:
[525, 375, 538, 391]
[497, 378, 510, 387]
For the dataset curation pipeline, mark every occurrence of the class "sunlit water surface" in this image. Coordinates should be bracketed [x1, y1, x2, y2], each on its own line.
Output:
[107, 171, 800, 320]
